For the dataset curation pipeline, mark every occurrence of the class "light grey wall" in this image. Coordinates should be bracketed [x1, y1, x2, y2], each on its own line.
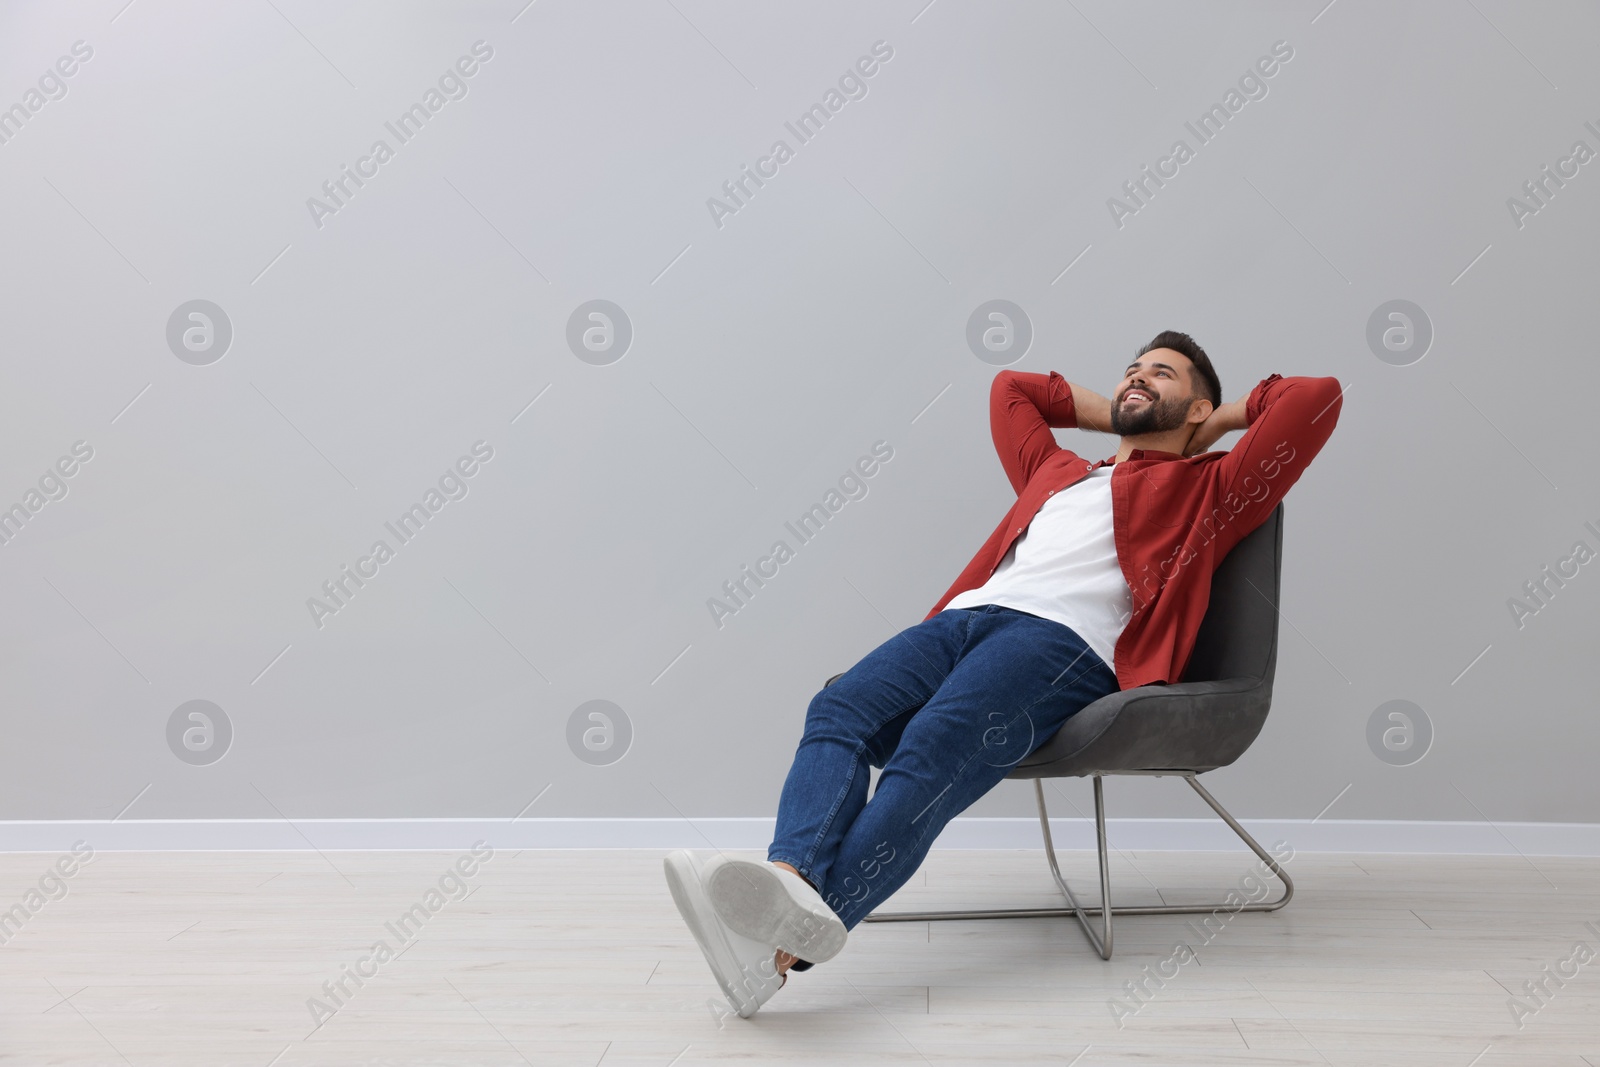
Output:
[1, 0, 1594, 827]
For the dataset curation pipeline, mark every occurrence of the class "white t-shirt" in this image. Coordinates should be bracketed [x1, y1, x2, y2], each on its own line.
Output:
[944, 464, 1133, 672]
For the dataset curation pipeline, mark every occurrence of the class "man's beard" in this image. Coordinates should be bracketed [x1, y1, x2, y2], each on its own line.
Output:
[1110, 392, 1194, 436]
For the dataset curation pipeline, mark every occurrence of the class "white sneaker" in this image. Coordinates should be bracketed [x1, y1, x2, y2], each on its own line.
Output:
[663, 850, 785, 1019]
[704, 857, 848, 964]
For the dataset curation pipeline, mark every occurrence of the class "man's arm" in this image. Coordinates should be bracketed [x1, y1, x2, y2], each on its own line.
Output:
[1204, 373, 1344, 534]
[1068, 382, 1114, 435]
[1182, 395, 1249, 456]
[990, 370, 1107, 495]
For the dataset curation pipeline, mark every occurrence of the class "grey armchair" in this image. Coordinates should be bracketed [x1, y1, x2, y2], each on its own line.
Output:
[825, 502, 1293, 959]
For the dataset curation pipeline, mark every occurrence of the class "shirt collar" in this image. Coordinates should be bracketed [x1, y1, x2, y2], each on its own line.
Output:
[1099, 448, 1186, 466]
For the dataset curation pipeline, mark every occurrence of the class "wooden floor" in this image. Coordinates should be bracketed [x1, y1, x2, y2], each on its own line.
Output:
[1, 847, 1597, 1066]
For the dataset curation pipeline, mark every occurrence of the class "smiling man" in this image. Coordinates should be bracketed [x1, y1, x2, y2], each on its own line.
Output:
[665, 329, 1344, 1018]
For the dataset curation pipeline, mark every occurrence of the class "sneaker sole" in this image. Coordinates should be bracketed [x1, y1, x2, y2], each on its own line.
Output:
[705, 860, 848, 964]
[663, 853, 764, 1018]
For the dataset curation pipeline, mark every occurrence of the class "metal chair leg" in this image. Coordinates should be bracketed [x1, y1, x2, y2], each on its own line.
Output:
[1183, 774, 1294, 911]
[861, 773, 1294, 960]
[1037, 775, 1113, 958]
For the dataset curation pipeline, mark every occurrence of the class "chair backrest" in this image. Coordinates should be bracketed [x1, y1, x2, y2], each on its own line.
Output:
[1178, 502, 1284, 687]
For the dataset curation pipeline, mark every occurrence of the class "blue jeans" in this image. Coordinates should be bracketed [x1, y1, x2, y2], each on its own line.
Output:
[768, 603, 1120, 932]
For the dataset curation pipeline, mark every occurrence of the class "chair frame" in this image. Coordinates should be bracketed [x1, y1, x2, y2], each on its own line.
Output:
[859, 771, 1293, 960]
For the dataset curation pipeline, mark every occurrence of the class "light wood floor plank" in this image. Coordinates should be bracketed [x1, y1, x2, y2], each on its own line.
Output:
[2, 849, 1598, 1065]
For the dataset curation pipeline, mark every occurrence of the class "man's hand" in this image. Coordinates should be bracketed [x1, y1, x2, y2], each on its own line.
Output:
[1182, 397, 1249, 457]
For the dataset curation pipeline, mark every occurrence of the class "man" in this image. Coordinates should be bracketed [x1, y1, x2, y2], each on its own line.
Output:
[665, 330, 1343, 1017]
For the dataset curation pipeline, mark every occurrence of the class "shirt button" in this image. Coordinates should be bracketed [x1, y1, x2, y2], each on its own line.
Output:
[1047, 490, 1055, 496]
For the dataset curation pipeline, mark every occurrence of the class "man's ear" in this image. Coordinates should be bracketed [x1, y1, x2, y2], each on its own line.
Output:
[1188, 396, 1214, 425]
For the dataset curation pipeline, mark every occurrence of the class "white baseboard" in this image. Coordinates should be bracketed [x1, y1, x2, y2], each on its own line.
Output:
[2, 818, 1598, 855]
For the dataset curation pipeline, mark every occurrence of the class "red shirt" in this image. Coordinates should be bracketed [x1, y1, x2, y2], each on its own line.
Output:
[925, 370, 1344, 691]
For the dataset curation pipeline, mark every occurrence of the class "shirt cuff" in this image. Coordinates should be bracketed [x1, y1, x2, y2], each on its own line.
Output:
[1244, 373, 1284, 427]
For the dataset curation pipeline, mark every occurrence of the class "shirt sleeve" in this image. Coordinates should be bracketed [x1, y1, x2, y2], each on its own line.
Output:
[989, 370, 1078, 496]
[1206, 373, 1344, 534]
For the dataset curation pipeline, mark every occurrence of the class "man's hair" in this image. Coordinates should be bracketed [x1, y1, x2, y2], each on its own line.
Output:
[1136, 330, 1221, 412]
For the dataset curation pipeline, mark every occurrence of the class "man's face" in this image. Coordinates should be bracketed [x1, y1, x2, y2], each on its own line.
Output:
[1110, 349, 1201, 436]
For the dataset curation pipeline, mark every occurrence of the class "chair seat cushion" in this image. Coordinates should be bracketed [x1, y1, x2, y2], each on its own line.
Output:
[1008, 676, 1273, 779]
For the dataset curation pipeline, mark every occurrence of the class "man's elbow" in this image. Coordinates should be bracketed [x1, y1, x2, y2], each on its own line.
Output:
[1306, 376, 1344, 430]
